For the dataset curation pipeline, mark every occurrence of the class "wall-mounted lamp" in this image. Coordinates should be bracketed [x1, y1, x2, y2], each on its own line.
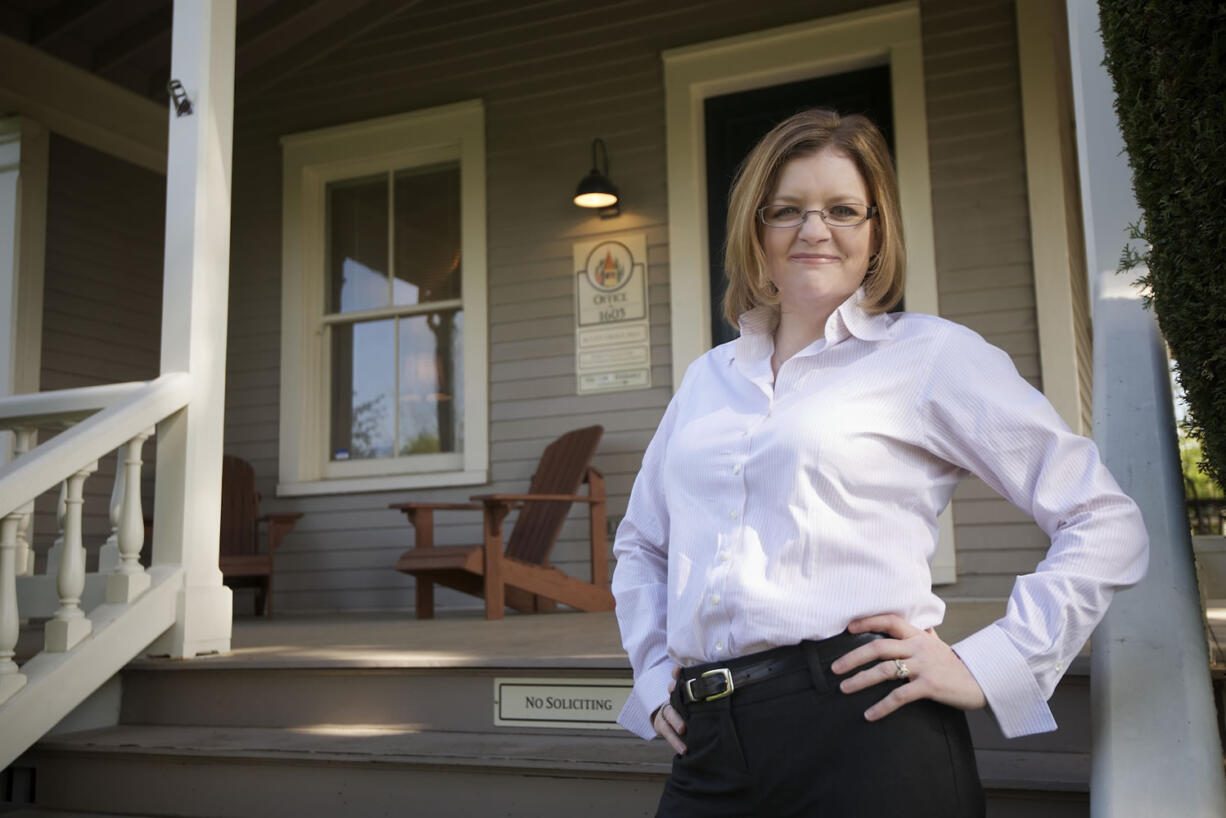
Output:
[573, 138, 621, 218]
[166, 79, 193, 117]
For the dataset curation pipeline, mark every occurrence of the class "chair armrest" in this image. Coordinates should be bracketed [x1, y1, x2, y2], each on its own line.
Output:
[388, 501, 483, 512]
[258, 512, 304, 524]
[389, 502, 483, 550]
[258, 512, 303, 552]
[469, 493, 602, 505]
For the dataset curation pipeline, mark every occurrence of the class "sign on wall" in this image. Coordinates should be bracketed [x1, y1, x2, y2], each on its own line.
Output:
[573, 233, 652, 395]
[493, 677, 633, 729]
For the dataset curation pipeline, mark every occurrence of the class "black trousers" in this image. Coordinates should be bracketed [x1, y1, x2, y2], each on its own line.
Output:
[656, 632, 985, 817]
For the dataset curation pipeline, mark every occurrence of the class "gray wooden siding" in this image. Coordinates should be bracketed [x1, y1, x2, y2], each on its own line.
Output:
[222, 0, 1048, 612]
[923, 0, 1048, 597]
[1051, 5, 1095, 435]
[34, 134, 164, 572]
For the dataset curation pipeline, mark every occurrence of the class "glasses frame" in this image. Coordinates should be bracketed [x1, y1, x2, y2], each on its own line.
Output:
[756, 203, 877, 229]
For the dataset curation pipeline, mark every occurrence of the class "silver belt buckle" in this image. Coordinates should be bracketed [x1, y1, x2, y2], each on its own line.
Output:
[686, 667, 735, 702]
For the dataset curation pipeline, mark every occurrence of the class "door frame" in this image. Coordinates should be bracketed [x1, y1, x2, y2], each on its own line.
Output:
[663, 1, 937, 375]
[661, 2, 954, 582]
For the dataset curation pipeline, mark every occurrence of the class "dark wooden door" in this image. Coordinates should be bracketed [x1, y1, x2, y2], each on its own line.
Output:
[704, 65, 895, 347]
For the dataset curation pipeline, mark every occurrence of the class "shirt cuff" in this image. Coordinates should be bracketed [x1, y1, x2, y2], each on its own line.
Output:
[618, 660, 675, 740]
[953, 624, 1058, 738]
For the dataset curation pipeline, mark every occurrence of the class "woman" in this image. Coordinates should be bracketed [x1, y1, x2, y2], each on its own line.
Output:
[611, 109, 1148, 817]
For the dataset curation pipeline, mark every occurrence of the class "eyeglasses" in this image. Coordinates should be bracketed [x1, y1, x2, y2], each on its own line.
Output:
[757, 203, 877, 228]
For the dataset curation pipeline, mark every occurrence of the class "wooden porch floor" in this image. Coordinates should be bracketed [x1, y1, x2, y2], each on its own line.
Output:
[131, 600, 1016, 671]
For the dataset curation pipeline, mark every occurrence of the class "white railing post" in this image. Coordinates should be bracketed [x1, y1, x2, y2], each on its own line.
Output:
[0, 512, 25, 704]
[147, 0, 236, 658]
[107, 431, 152, 603]
[97, 444, 125, 574]
[1066, 1, 1226, 813]
[44, 462, 97, 652]
[12, 426, 36, 576]
[45, 477, 67, 574]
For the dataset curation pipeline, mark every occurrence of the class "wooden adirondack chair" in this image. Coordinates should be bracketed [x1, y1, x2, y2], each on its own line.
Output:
[219, 455, 303, 616]
[391, 425, 614, 620]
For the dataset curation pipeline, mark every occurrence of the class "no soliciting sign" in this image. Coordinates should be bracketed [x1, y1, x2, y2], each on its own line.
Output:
[494, 677, 633, 729]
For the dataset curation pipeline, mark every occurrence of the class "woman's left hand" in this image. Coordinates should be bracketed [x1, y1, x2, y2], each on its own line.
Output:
[830, 613, 987, 721]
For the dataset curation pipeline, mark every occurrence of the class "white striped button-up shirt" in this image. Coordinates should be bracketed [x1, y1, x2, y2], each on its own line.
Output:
[611, 291, 1148, 740]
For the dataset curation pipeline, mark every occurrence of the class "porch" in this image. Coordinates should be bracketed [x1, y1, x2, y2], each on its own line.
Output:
[4, 603, 1110, 818]
[0, 0, 1224, 814]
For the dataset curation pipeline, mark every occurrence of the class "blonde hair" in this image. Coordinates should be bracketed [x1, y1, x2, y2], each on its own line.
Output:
[722, 108, 905, 330]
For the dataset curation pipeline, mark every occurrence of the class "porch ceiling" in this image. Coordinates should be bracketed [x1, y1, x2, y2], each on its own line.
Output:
[0, 0, 421, 105]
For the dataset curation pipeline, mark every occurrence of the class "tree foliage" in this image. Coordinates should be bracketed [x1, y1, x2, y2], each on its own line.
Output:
[1098, 1, 1226, 492]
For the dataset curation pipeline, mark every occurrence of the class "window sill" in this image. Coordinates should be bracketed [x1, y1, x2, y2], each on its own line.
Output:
[277, 469, 489, 498]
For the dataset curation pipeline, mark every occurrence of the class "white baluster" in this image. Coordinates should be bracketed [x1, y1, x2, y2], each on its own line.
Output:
[1, 513, 28, 703]
[45, 479, 68, 575]
[97, 446, 125, 575]
[12, 427, 37, 576]
[44, 462, 97, 652]
[107, 433, 151, 603]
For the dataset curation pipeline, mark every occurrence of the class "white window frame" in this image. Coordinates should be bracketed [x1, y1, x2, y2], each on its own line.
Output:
[277, 100, 488, 497]
[661, 2, 955, 583]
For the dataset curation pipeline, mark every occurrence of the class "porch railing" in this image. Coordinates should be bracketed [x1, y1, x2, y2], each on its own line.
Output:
[0, 374, 191, 769]
[1189, 498, 1226, 537]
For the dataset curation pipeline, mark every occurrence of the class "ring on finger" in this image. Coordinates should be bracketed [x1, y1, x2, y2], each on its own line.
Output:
[893, 658, 911, 681]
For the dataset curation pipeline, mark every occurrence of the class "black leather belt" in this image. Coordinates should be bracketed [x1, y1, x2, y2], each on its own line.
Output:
[682, 647, 810, 703]
[679, 631, 886, 704]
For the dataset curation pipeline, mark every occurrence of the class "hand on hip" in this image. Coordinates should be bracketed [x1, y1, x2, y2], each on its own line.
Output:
[830, 613, 987, 721]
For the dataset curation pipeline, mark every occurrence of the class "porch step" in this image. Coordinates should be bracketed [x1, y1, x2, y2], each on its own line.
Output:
[19, 725, 1088, 818]
[4, 811, 159, 818]
[23, 726, 671, 818]
[8, 612, 1093, 816]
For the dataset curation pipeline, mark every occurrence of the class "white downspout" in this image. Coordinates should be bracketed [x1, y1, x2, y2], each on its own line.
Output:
[147, 0, 237, 658]
[0, 117, 48, 453]
[1065, 1, 1226, 814]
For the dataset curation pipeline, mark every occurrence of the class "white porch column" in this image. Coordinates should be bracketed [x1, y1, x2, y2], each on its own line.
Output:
[148, 0, 236, 658]
[1066, 2, 1226, 815]
[0, 117, 48, 458]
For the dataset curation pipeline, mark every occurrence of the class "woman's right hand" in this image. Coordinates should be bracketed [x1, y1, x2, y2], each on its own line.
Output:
[653, 665, 688, 754]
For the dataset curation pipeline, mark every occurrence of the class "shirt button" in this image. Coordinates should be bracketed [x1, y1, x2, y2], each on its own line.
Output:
[710, 594, 720, 606]
[719, 551, 730, 562]
[729, 510, 738, 519]
[715, 641, 725, 652]
[732, 464, 741, 475]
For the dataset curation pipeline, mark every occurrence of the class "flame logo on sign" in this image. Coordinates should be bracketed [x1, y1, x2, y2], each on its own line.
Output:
[585, 241, 633, 292]
[596, 251, 624, 288]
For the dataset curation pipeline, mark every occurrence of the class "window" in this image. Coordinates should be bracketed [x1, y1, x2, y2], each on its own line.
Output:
[278, 101, 488, 496]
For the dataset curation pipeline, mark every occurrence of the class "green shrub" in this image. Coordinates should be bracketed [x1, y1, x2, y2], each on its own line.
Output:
[1098, 1, 1226, 492]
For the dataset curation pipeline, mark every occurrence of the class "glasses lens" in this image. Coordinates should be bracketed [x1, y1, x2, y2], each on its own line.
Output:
[761, 205, 802, 227]
[824, 204, 868, 226]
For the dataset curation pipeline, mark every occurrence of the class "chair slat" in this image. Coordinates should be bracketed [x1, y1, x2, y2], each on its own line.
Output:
[220, 455, 258, 558]
[506, 426, 603, 564]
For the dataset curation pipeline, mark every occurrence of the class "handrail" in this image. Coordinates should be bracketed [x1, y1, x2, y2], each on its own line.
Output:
[0, 381, 149, 428]
[0, 373, 191, 517]
[1088, 267, 1226, 814]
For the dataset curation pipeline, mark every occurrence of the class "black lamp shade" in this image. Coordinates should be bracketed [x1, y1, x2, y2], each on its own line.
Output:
[574, 169, 619, 209]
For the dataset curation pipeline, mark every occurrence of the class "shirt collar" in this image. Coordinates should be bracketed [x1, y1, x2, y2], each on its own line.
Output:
[731, 289, 890, 369]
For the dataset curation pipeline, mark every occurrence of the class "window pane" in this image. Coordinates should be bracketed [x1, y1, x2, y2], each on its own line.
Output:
[327, 175, 389, 314]
[398, 310, 464, 455]
[393, 163, 462, 306]
[330, 319, 395, 461]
